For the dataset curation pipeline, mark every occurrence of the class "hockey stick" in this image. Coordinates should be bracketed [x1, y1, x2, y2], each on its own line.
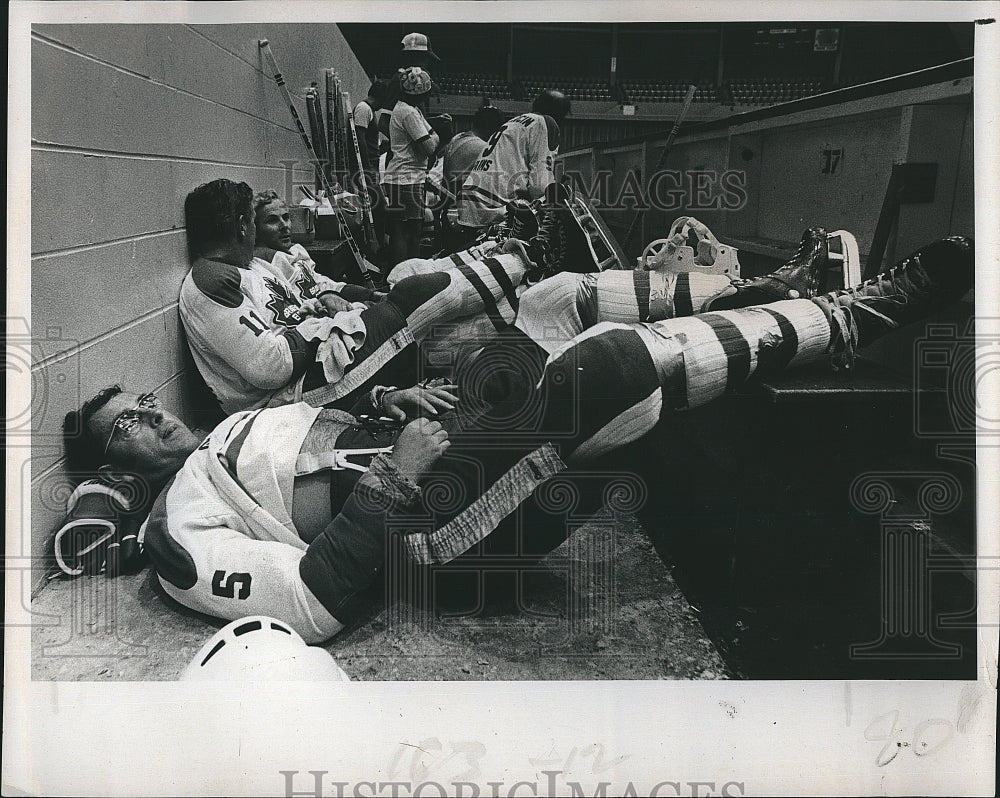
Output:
[622, 83, 697, 252]
[258, 39, 375, 287]
[332, 72, 350, 192]
[306, 85, 328, 165]
[344, 90, 379, 252]
[325, 69, 338, 184]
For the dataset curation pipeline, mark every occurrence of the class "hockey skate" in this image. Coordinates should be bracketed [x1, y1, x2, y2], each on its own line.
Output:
[701, 226, 835, 312]
[641, 216, 861, 291]
[503, 198, 542, 242]
[812, 235, 974, 368]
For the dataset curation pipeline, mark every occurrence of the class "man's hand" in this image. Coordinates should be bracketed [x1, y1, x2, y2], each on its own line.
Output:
[297, 298, 326, 318]
[318, 292, 356, 315]
[382, 383, 459, 421]
[391, 418, 450, 482]
[428, 113, 454, 148]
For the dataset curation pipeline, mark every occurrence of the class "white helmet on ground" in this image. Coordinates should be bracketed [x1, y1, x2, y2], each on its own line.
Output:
[180, 616, 351, 681]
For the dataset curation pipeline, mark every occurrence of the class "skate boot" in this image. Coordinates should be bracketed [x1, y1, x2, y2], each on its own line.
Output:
[503, 198, 541, 242]
[812, 236, 975, 368]
[706, 227, 838, 310]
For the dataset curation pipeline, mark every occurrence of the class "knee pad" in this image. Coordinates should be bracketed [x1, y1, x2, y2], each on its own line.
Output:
[541, 323, 665, 463]
[388, 257, 439, 284]
[514, 272, 594, 353]
[388, 271, 452, 316]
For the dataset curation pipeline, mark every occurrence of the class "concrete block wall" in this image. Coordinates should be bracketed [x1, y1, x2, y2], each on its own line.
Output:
[29, 23, 369, 590]
[558, 82, 974, 265]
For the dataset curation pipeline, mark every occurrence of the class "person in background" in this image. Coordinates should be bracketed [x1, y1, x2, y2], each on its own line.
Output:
[399, 31, 440, 71]
[457, 89, 570, 239]
[353, 78, 390, 253]
[438, 104, 503, 253]
[381, 67, 441, 268]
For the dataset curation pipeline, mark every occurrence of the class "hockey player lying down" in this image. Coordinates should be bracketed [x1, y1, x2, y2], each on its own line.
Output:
[65, 235, 973, 641]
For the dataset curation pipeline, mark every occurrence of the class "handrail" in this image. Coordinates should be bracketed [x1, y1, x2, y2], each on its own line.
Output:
[560, 58, 974, 156]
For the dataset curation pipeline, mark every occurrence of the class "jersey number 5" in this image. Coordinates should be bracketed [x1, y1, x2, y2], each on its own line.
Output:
[212, 570, 252, 599]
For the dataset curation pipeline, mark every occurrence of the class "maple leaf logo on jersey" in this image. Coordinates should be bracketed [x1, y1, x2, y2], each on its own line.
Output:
[262, 275, 304, 327]
[294, 269, 320, 299]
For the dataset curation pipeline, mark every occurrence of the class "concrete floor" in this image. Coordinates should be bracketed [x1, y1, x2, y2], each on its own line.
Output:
[31, 513, 727, 681]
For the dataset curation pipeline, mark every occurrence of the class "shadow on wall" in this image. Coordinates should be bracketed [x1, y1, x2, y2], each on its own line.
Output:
[28, 22, 370, 591]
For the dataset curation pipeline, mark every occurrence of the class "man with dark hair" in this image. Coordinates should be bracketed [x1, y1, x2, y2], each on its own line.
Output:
[353, 79, 388, 172]
[456, 89, 570, 237]
[183, 178, 255, 260]
[68, 233, 974, 640]
[62, 385, 127, 477]
[530, 88, 572, 123]
[178, 178, 540, 416]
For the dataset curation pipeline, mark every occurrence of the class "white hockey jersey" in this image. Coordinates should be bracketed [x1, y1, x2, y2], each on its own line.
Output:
[457, 112, 558, 229]
[139, 402, 420, 643]
[179, 245, 368, 415]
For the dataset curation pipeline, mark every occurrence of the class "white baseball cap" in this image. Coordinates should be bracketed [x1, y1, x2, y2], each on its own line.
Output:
[401, 32, 440, 61]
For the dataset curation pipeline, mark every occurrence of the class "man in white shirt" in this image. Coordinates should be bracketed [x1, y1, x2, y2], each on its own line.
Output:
[381, 67, 441, 267]
[352, 79, 390, 252]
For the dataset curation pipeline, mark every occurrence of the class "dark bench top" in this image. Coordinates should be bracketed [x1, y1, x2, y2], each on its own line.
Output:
[741, 357, 937, 403]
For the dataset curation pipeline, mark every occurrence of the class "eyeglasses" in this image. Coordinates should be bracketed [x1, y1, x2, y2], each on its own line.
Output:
[104, 393, 161, 456]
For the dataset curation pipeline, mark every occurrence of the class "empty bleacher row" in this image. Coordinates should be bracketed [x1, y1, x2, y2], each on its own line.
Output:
[432, 72, 826, 107]
[519, 75, 616, 101]
[725, 77, 825, 105]
[621, 79, 718, 103]
[433, 72, 617, 101]
[434, 72, 513, 99]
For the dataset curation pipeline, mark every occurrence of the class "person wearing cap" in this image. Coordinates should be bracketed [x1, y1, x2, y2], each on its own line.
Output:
[400, 31, 440, 71]
[381, 67, 448, 267]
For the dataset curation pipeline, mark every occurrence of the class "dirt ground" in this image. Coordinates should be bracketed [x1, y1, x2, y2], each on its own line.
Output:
[31, 512, 727, 681]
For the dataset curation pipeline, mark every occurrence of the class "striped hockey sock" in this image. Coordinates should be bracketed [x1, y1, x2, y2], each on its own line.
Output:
[539, 299, 832, 463]
[404, 252, 526, 342]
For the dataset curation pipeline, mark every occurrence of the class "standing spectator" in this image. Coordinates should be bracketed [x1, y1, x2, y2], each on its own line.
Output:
[399, 31, 440, 70]
[381, 67, 440, 267]
[353, 78, 390, 252]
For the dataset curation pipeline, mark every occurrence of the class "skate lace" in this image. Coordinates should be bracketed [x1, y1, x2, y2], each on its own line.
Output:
[510, 215, 530, 239]
[824, 255, 924, 370]
[731, 234, 822, 294]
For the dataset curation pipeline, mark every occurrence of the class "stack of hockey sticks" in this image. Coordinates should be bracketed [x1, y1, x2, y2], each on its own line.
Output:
[326, 69, 379, 254]
[258, 38, 377, 287]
